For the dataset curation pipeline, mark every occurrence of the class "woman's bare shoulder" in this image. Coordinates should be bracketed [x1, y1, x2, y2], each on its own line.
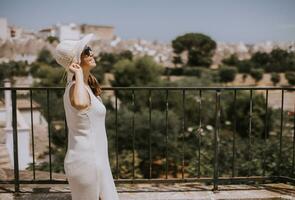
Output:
[68, 82, 91, 110]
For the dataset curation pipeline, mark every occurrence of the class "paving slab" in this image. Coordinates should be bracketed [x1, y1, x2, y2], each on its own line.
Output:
[0, 183, 294, 200]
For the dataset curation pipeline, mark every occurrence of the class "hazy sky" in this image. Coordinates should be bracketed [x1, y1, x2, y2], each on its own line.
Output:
[1, 0, 295, 43]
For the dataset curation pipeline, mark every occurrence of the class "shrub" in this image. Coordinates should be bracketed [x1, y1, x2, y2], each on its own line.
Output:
[237, 60, 254, 73]
[163, 67, 183, 76]
[222, 53, 239, 66]
[270, 72, 280, 86]
[249, 68, 264, 84]
[218, 66, 237, 83]
[182, 67, 202, 77]
[285, 71, 295, 85]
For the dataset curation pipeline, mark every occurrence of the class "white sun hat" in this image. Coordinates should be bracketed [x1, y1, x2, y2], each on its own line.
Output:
[54, 33, 94, 84]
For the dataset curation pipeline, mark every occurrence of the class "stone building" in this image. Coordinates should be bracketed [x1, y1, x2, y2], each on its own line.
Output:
[80, 24, 115, 40]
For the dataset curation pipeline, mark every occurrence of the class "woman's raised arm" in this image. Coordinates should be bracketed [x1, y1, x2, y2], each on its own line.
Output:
[68, 63, 90, 110]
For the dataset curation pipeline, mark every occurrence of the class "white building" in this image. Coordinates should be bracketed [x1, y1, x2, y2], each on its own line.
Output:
[38, 28, 56, 40]
[0, 79, 49, 170]
[0, 18, 9, 41]
[2, 80, 31, 170]
[54, 23, 80, 41]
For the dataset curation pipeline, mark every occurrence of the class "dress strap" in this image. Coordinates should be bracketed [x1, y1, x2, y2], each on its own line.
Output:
[85, 85, 103, 103]
[96, 95, 103, 103]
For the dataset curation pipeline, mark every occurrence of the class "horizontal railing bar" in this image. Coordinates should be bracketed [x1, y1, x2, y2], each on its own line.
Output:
[278, 176, 295, 184]
[0, 176, 280, 185]
[0, 86, 295, 90]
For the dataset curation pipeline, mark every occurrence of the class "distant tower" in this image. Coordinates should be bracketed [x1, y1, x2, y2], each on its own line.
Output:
[3, 79, 32, 170]
[0, 18, 9, 41]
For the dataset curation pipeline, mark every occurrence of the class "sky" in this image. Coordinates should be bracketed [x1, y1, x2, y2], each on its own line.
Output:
[0, 0, 295, 43]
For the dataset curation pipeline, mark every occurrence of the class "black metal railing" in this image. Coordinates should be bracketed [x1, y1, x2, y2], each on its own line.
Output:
[0, 86, 295, 193]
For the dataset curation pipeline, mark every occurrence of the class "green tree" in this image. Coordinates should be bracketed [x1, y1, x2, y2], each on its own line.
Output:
[270, 72, 280, 86]
[0, 61, 29, 85]
[110, 56, 164, 110]
[285, 71, 295, 85]
[37, 49, 59, 67]
[226, 90, 275, 138]
[249, 68, 264, 85]
[111, 56, 163, 87]
[30, 62, 64, 85]
[265, 48, 290, 72]
[46, 36, 59, 44]
[270, 48, 289, 71]
[237, 60, 254, 73]
[172, 33, 217, 67]
[251, 52, 270, 70]
[119, 50, 133, 61]
[218, 66, 237, 84]
[172, 56, 183, 67]
[222, 54, 239, 66]
[236, 48, 295, 74]
[98, 50, 133, 72]
[182, 67, 202, 77]
[106, 105, 182, 178]
[242, 73, 248, 82]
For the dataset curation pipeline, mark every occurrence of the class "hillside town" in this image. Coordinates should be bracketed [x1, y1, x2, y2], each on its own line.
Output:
[1, 17, 295, 68]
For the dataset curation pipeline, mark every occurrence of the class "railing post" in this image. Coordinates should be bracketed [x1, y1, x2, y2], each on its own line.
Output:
[278, 89, 284, 176]
[11, 89, 20, 194]
[213, 89, 221, 191]
[293, 102, 295, 178]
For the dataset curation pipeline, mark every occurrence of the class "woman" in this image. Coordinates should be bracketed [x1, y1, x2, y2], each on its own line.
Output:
[54, 33, 120, 200]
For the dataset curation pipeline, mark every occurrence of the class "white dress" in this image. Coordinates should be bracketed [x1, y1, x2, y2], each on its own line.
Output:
[63, 80, 119, 200]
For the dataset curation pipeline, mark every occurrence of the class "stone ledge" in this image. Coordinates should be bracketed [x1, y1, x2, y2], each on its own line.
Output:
[0, 183, 294, 200]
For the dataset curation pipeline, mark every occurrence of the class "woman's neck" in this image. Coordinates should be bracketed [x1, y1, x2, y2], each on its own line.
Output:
[83, 70, 90, 85]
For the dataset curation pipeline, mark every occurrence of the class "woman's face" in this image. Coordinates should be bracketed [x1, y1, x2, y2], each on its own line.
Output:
[80, 46, 96, 70]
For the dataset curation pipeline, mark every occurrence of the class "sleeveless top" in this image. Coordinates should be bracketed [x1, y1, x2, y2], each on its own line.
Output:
[63, 80, 109, 166]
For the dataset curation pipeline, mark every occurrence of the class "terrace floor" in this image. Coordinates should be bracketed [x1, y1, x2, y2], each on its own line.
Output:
[0, 182, 294, 200]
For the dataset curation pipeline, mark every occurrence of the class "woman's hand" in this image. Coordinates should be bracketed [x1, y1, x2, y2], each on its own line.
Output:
[69, 62, 83, 75]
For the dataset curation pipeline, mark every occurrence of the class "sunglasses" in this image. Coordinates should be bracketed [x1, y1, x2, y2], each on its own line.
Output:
[82, 46, 92, 57]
